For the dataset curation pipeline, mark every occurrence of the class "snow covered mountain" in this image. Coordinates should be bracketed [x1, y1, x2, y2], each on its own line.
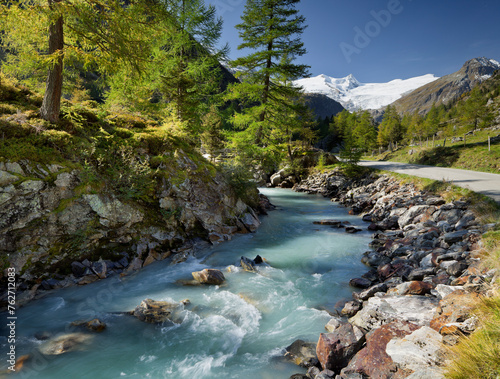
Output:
[294, 73, 439, 112]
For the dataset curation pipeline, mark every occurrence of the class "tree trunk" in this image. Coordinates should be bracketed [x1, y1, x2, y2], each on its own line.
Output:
[40, 0, 64, 123]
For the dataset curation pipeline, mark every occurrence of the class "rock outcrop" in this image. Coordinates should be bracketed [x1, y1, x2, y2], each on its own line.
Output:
[0, 153, 262, 308]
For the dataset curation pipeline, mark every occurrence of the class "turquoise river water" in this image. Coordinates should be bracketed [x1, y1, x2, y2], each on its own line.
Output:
[1, 188, 372, 379]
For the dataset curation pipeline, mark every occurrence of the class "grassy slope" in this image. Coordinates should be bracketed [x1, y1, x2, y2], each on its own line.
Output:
[0, 74, 211, 202]
[366, 128, 500, 174]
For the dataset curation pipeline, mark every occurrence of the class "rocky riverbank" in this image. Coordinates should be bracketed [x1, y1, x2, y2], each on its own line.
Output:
[287, 170, 497, 379]
[0, 155, 268, 309]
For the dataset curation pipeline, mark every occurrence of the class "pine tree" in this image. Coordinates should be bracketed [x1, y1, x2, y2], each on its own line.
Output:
[225, 0, 310, 167]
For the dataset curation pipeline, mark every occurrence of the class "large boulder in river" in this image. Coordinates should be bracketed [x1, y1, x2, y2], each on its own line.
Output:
[70, 318, 106, 332]
[240, 256, 258, 272]
[39, 333, 94, 355]
[192, 268, 225, 285]
[130, 298, 184, 324]
[284, 339, 319, 368]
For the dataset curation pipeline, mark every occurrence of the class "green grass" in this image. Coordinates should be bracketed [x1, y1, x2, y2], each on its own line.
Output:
[0, 74, 219, 204]
[366, 129, 500, 174]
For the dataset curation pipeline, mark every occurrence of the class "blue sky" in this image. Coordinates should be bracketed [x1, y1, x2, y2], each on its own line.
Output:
[207, 0, 500, 83]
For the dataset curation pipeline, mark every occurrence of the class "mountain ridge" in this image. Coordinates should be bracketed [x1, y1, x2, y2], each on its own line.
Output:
[295, 72, 439, 112]
[296, 57, 500, 115]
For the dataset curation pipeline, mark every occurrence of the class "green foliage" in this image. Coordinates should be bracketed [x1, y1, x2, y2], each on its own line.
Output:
[458, 86, 495, 132]
[339, 127, 363, 176]
[104, 0, 228, 139]
[219, 160, 259, 208]
[377, 104, 404, 148]
[201, 106, 225, 161]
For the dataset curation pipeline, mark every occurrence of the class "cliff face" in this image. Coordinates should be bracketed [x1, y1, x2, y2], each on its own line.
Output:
[0, 151, 259, 305]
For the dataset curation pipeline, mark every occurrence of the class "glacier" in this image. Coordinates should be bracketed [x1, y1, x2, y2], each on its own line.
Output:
[294, 73, 439, 112]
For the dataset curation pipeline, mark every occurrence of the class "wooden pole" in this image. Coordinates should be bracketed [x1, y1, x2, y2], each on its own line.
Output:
[488, 136, 491, 151]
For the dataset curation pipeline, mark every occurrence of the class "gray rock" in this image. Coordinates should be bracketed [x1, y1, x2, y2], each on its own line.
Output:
[443, 230, 469, 244]
[386, 326, 444, 372]
[71, 262, 87, 277]
[83, 194, 143, 227]
[91, 259, 107, 279]
[240, 211, 261, 232]
[39, 333, 94, 355]
[325, 317, 342, 333]
[408, 268, 436, 281]
[341, 300, 362, 317]
[316, 370, 335, 379]
[426, 197, 445, 206]
[130, 298, 185, 324]
[349, 277, 372, 289]
[307, 366, 321, 378]
[432, 284, 464, 299]
[405, 368, 444, 379]
[446, 261, 468, 277]
[54, 172, 76, 188]
[6, 162, 24, 175]
[20, 180, 46, 195]
[398, 205, 433, 229]
[349, 295, 439, 332]
[354, 283, 387, 301]
[0, 170, 18, 186]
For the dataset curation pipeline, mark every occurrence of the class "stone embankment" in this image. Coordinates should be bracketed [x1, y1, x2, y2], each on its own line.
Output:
[288, 170, 497, 379]
[0, 156, 269, 309]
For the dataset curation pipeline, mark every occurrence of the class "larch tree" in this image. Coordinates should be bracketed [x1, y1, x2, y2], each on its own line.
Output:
[460, 87, 494, 132]
[377, 105, 404, 149]
[352, 110, 377, 152]
[104, 0, 228, 137]
[225, 0, 310, 167]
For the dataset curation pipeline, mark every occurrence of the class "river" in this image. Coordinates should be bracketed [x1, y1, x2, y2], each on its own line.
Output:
[2, 188, 371, 378]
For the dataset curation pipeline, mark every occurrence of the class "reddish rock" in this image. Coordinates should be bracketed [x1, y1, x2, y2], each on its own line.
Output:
[431, 272, 450, 285]
[430, 290, 482, 334]
[341, 320, 420, 379]
[377, 262, 413, 281]
[406, 281, 434, 296]
[316, 323, 365, 372]
[451, 276, 469, 286]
